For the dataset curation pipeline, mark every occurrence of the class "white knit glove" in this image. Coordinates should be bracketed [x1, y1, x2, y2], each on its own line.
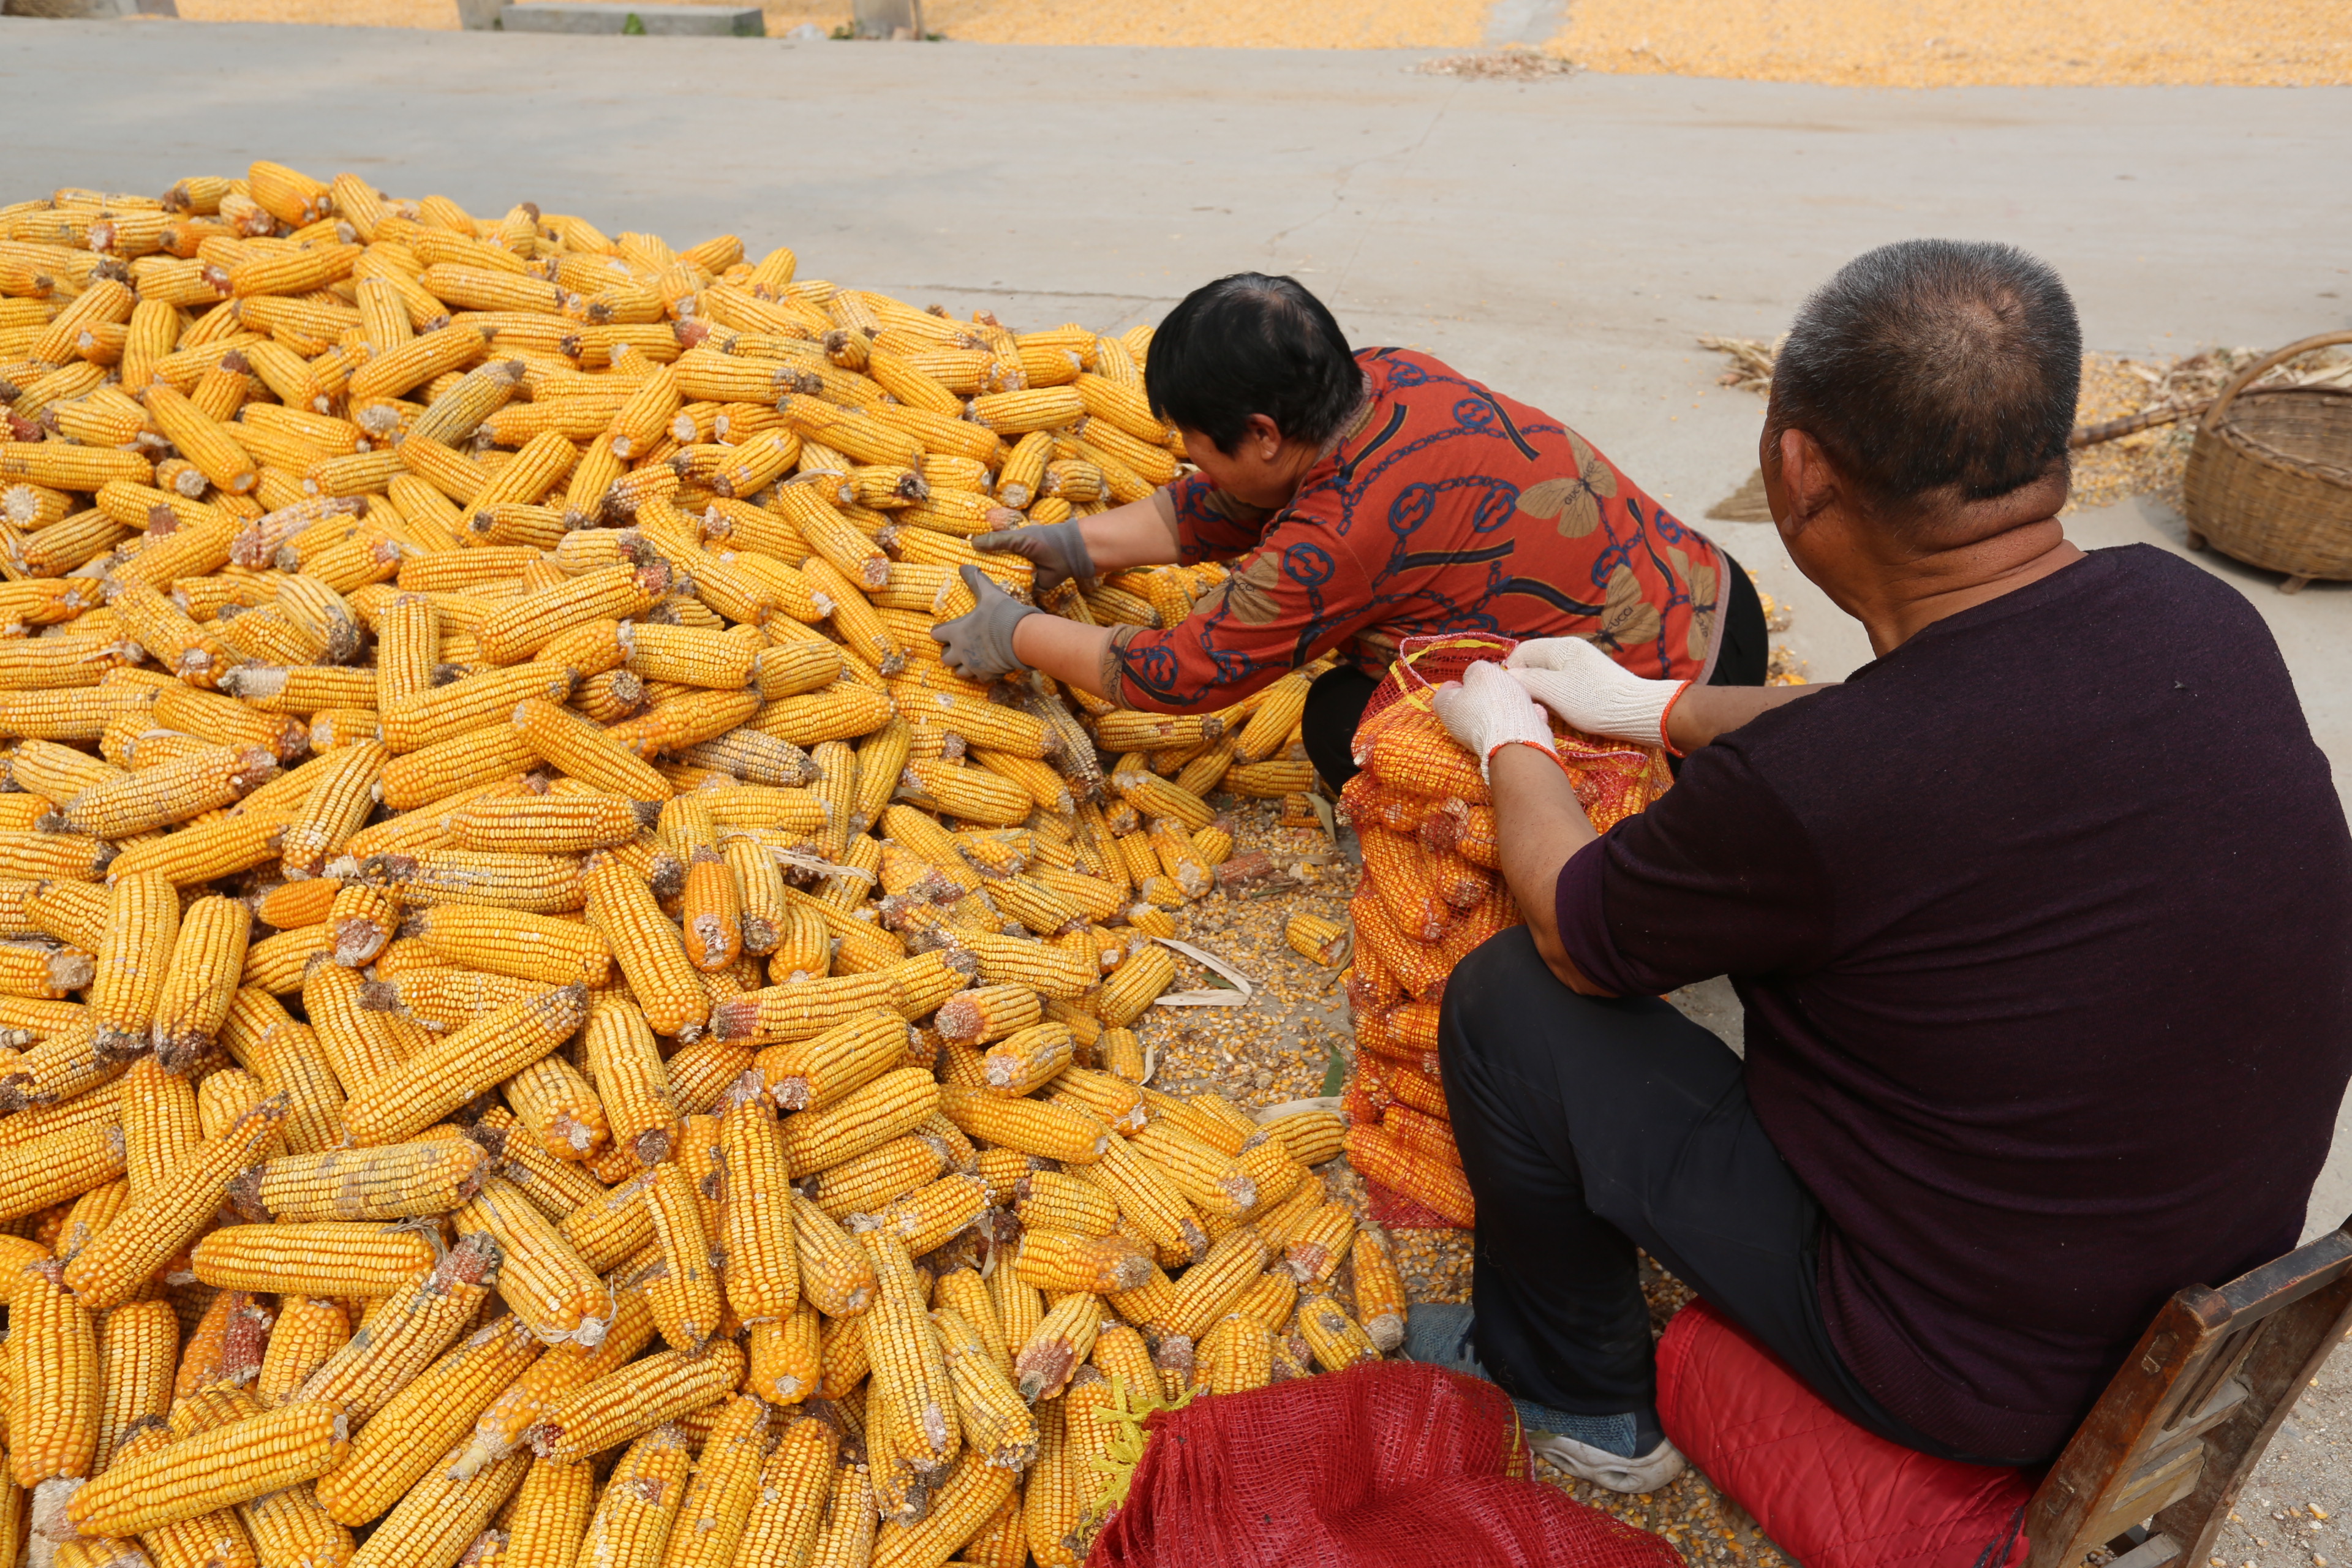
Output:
[1506, 636, 1690, 752]
[1431, 661, 1557, 779]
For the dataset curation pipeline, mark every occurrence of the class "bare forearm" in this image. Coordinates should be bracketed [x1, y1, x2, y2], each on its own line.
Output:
[1077, 495, 1182, 574]
[1009, 615, 1114, 700]
[1666, 682, 1824, 752]
[1487, 744, 1609, 995]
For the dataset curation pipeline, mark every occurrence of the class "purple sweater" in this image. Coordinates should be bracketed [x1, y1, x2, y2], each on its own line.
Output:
[1556, 545, 2352, 1462]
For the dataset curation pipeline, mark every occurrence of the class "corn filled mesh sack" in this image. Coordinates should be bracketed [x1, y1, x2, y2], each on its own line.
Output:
[1340, 635, 1672, 1228]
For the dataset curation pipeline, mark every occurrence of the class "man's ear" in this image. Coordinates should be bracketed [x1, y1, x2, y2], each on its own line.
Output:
[1776, 427, 1837, 533]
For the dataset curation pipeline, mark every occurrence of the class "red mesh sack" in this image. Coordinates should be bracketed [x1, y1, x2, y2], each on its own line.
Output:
[1656, 1303, 2035, 1568]
[1089, 1360, 1686, 1568]
[1341, 635, 1672, 1228]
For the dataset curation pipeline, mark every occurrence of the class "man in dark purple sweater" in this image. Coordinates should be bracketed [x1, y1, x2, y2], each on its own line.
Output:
[1407, 239, 2352, 1494]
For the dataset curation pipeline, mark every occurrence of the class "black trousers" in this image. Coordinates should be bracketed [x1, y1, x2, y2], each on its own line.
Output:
[1438, 926, 1999, 1466]
[1302, 549, 1770, 792]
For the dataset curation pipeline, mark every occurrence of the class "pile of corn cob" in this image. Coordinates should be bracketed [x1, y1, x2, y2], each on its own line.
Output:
[0, 161, 1410, 1568]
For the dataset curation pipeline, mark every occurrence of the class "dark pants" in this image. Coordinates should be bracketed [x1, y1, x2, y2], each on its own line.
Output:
[1438, 926, 1999, 1466]
[1302, 548, 1771, 792]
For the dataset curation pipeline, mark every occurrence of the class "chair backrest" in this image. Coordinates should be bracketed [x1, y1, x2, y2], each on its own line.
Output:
[2023, 1216, 2352, 1568]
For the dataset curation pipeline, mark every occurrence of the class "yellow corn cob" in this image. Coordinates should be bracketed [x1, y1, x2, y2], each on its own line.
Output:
[454, 1179, 614, 1348]
[234, 1138, 488, 1224]
[398, 905, 611, 989]
[653, 1395, 767, 1568]
[258, 1297, 350, 1406]
[1296, 1290, 1382, 1373]
[93, 1296, 180, 1471]
[776, 1065, 938, 1176]
[878, 1170, 987, 1254]
[503, 1053, 609, 1160]
[1163, 1227, 1272, 1343]
[525, 1340, 744, 1464]
[237, 1481, 355, 1568]
[1131, 1120, 1257, 1219]
[451, 1283, 657, 1480]
[189, 1222, 436, 1297]
[937, 1084, 1106, 1166]
[856, 1224, 958, 1480]
[755, 1011, 908, 1112]
[791, 1192, 876, 1317]
[735, 1414, 837, 1568]
[640, 1159, 722, 1353]
[64, 1095, 285, 1310]
[803, 1458, 873, 1568]
[153, 895, 255, 1073]
[341, 985, 587, 1147]
[448, 793, 649, 854]
[69, 1401, 347, 1536]
[1010, 1291, 1099, 1404]
[502, 1452, 594, 1568]
[712, 1077, 796, 1323]
[1016, 1170, 1119, 1238]
[123, 1054, 202, 1207]
[1197, 1313, 1275, 1398]
[341, 1446, 526, 1568]
[803, 1131, 944, 1223]
[582, 858, 706, 1039]
[1280, 1201, 1355, 1287]
[1020, 1395, 1085, 1568]
[1229, 1267, 1300, 1336]
[816, 1311, 869, 1400]
[293, 1234, 500, 1423]
[1015, 1228, 1154, 1295]
[977, 1022, 1072, 1096]
[743, 1302, 820, 1403]
[312, 1316, 539, 1525]
[277, 742, 386, 876]
[87, 873, 181, 1061]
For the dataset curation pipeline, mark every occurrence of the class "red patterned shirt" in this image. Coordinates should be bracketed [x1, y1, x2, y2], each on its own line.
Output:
[1107, 349, 1728, 712]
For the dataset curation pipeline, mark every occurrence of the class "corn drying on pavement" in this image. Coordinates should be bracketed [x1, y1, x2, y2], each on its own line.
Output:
[123, 0, 2352, 88]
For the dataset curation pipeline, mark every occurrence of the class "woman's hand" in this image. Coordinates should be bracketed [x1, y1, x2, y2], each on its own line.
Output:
[1506, 636, 1689, 751]
[932, 566, 1040, 679]
[968, 518, 1096, 595]
[1431, 661, 1558, 778]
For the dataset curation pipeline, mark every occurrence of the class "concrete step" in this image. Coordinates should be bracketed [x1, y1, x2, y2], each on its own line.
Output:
[497, 2, 763, 33]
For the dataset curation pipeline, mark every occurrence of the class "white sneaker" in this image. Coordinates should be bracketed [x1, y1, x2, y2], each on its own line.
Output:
[1526, 1427, 1687, 1493]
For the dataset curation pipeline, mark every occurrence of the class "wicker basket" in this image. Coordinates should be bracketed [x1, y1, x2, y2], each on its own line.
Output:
[2181, 330, 2352, 594]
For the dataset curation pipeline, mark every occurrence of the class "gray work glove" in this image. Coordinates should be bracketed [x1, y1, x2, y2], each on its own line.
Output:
[933, 565, 1039, 680]
[969, 518, 1095, 595]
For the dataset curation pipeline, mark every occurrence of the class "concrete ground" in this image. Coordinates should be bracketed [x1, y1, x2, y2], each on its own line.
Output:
[5, 15, 2350, 1523]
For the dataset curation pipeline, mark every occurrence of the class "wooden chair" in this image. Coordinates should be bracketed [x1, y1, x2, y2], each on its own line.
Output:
[2022, 1216, 2352, 1568]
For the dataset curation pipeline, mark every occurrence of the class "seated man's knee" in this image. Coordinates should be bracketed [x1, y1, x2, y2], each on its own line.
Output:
[1439, 926, 1556, 1072]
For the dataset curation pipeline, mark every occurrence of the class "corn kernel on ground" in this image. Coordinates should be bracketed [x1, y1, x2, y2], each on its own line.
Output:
[149, 0, 2352, 89]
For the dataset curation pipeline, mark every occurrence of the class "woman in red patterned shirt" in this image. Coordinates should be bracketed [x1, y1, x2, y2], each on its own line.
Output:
[933, 274, 1766, 786]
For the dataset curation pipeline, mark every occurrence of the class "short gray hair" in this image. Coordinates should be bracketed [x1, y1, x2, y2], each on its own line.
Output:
[1768, 239, 2080, 524]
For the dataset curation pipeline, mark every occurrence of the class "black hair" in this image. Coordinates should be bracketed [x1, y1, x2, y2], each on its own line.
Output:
[1144, 273, 1366, 454]
[1767, 239, 2080, 526]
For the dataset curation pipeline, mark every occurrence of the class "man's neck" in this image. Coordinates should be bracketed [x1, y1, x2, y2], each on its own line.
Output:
[1855, 516, 2083, 658]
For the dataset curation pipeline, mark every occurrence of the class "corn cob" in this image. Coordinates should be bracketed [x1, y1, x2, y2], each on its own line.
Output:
[292, 1232, 500, 1422]
[234, 1137, 489, 1223]
[189, 1223, 436, 1297]
[70, 1401, 348, 1537]
[64, 1095, 286, 1310]
[502, 1451, 594, 1568]
[453, 1178, 614, 1349]
[342, 985, 587, 1147]
[258, 1297, 350, 1407]
[744, 1303, 820, 1404]
[93, 1295, 180, 1472]
[525, 1341, 744, 1464]
[342, 1447, 526, 1568]
[312, 1316, 539, 1525]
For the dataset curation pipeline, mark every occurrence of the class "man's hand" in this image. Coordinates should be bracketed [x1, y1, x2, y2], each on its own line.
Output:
[933, 565, 1039, 679]
[1432, 661, 1557, 778]
[1506, 636, 1689, 752]
[969, 518, 1095, 595]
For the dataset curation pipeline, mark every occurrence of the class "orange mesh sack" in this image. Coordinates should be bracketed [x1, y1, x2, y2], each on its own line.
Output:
[1340, 635, 1672, 1229]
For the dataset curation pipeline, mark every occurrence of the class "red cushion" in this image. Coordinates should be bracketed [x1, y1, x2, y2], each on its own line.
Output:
[1655, 1303, 2035, 1568]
